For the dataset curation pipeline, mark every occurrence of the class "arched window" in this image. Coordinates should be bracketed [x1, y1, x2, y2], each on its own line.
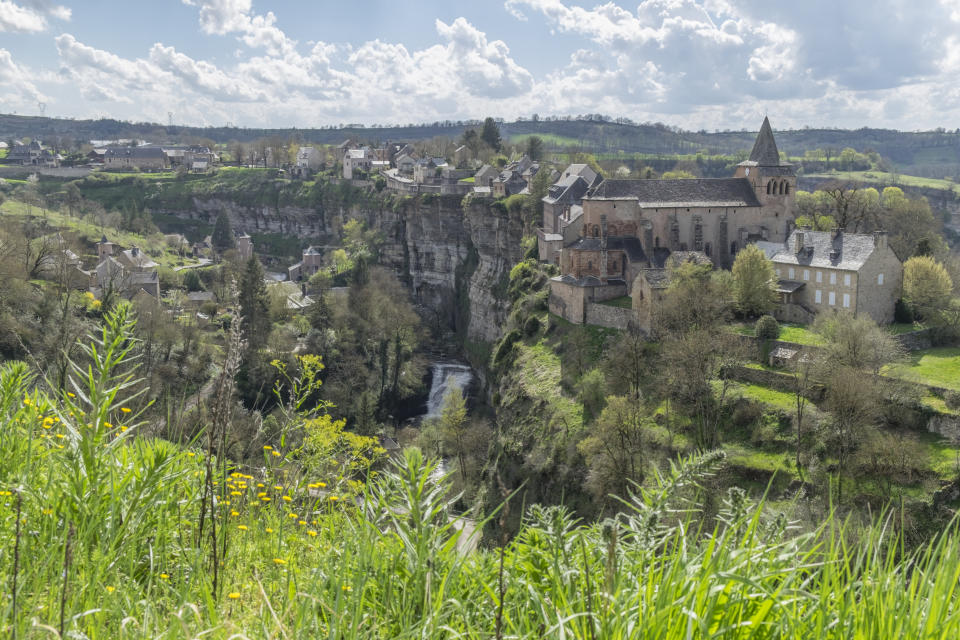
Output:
[785, 183, 790, 195]
[655, 236, 660, 248]
[778, 181, 784, 195]
[587, 260, 593, 271]
[730, 241, 737, 255]
[611, 260, 617, 272]
[593, 225, 600, 238]
[766, 181, 772, 194]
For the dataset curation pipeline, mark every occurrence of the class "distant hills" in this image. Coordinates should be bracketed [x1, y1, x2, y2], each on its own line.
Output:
[3, 113, 960, 177]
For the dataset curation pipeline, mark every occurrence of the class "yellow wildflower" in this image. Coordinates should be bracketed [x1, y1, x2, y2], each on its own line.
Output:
[231, 491, 242, 496]
[160, 573, 169, 580]
[227, 592, 241, 600]
[121, 407, 132, 413]
[103, 422, 112, 428]
[341, 584, 353, 592]
[288, 513, 298, 519]
[271, 450, 281, 457]
[265, 528, 274, 533]
[260, 496, 271, 502]
[328, 496, 339, 502]
[67, 392, 75, 398]
[105, 586, 115, 593]
[307, 530, 317, 537]
[237, 525, 248, 531]
[282, 495, 292, 502]
[263, 445, 273, 451]
[273, 558, 287, 565]
[231, 510, 239, 517]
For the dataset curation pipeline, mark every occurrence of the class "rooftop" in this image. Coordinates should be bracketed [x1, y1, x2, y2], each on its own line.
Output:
[587, 178, 761, 208]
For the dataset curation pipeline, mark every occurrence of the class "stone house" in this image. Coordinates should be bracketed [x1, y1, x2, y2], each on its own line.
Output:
[92, 237, 160, 298]
[630, 251, 713, 333]
[343, 148, 374, 179]
[473, 164, 499, 188]
[538, 163, 603, 264]
[7, 140, 61, 167]
[413, 157, 448, 184]
[104, 146, 169, 171]
[395, 153, 416, 175]
[297, 146, 323, 170]
[236, 232, 254, 261]
[756, 228, 902, 324]
[287, 246, 324, 282]
[548, 117, 797, 327]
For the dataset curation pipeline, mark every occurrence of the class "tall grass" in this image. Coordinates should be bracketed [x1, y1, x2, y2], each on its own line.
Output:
[2, 309, 960, 637]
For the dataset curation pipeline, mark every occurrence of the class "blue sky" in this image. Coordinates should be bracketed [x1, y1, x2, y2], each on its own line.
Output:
[2, 0, 960, 131]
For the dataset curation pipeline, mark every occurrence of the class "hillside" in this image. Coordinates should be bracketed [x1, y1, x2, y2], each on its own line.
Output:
[5, 113, 960, 176]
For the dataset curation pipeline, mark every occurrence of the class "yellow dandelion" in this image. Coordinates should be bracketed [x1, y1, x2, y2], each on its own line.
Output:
[328, 496, 339, 502]
[282, 495, 292, 502]
[56, 434, 66, 439]
[67, 392, 75, 398]
[160, 573, 169, 580]
[274, 485, 283, 491]
[42, 424, 52, 430]
[227, 592, 241, 600]
[237, 525, 248, 531]
[260, 496, 271, 502]
[257, 492, 267, 498]
[231, 491, 242, 496]
[257, 483, 265, 488]
[307, 530, 317, 537]
[288, 513, 298, 519]
[187, 452, 196, 457]
[342, 584, 353, 592]
[263, 445, 273, 451]
[265, 528, 274, 533]
[230, 510, 239, 517]
[120, 426, 128, 432]
[273, 558, 287, 565]
[271, 450, 281, 458]
[121, 407, 132, 413]
[318, 482, 327, 488]
[105, 586, 115, 593]
[0, 490, 11, 496]
[103, 422, 112, 428]
[298, 520, 306, 526]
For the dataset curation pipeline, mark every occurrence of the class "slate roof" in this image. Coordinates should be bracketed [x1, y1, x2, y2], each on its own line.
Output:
[587, 178, 761, 208]
[104, 147, 165, 160]
[566, 236, 647, 263]
[543, 174, 589, 205]
[763, 230, 884, 271]
[552, 274, 626, 288]
[776, 280, 806, 293]
[748, 116, 781, 166]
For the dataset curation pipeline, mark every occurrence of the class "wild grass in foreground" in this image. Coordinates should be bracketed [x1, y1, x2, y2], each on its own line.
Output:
[3, 307, 960, 637]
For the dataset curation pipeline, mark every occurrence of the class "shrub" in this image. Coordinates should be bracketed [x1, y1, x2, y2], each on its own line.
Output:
[523, 314, 541, 336]
[755, 315, 780, 340]
[895, 298, 915, 324]
[946, 391, 960, 411]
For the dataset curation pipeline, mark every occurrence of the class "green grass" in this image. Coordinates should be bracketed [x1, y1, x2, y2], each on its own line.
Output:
[599, 295, 632, 309]
[509, 132, 582, 147]
[805, 170, 960, 193]
[9, 309, 960, 636]
[888, 322, 926, 335]
[733, 382, 796, 411]
[733, 322, 825, 346]
[885, 347, 960, 390]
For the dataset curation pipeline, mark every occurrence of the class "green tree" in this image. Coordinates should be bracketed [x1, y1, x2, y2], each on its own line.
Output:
[481, 117, 502, 152]
[183, 269, 203, 292]
[526, 135, 544, 161]
[212, 212, 236, 253]
[578, 395, 652, 501]
[731, 244, 778, 317]
[238, 256, 271, 351]
[903, 255, 954, 321]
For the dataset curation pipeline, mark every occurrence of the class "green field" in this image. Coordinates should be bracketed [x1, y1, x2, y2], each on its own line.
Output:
[733, 322, 825, 346]
[804, 170, 960, 193]
[885, 347, 960, 390]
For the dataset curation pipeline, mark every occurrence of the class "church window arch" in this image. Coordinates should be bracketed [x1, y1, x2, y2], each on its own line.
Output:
[767, 181, 773, 194]
[592, 225, 600, 238]
[785, 183, 790, 195]
[778, 181, 784, 195]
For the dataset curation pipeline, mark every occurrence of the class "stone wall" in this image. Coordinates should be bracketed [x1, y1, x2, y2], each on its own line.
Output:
[584, 303, 632, 330]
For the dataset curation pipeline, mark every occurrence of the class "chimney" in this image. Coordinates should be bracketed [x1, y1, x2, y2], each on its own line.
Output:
[794, 229, 805, 253]
[873, 230, 887, 249]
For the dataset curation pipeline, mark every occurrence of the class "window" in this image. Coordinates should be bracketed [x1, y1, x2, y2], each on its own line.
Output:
[815, 290, 822, 304]
[829, 291, 836, 306]
[788, 267, 795, 279]
[767, 181, 772, 194]
[843, 293, 851, 308]
[816, 271, 822, 283]
[830, 272, 837, 285]
[803, 269, 810, 281]
[878, 273, 884, 285]
[844, 274, 851, 287]
[785, 183, 790, 195]
[775, 268, 782, 277]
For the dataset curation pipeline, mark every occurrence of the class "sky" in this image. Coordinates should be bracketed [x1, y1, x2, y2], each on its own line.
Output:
[1, 0, 960, 131]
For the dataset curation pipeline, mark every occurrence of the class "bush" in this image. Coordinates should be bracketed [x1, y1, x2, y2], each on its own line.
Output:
[523, 314, 541, 336]
[755, 315, 780, 340]
[895, 298, 915, 324]
[946, 391, 960, 411]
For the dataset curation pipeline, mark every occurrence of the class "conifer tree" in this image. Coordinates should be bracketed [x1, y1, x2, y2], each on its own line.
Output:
[238, 256, 271, 351]
[212, 211, 236, 252]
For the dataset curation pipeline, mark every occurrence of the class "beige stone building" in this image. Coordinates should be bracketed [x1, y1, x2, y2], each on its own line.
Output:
[756, 229, 902, 324]
[548, 117, 797, 325]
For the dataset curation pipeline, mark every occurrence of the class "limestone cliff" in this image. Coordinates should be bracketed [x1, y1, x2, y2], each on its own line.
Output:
[147, 185, 524, 345]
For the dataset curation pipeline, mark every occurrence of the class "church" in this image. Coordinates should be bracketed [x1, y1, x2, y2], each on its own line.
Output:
[546, 117, 798, 325]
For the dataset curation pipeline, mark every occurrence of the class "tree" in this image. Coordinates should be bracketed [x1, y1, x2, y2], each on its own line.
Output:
[813, 312, 904, 374]
[578, 395, 652, 500]
[481, 117, 501, 152]
[238, 256, 271, 352]
[821, 365, 881, 504]
[731, 244, 778, 317]
[903, 256, 953, 321]
[183, 269, 203, 292]
[211, 212, 236, 253]
[64, 182, 82, 217]
[526, 135, 544, 160]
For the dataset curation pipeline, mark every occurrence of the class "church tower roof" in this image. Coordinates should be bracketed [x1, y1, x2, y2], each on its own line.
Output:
[748, 116, 781, 166]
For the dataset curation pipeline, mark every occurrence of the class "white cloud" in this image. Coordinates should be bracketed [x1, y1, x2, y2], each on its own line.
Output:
[0, 47, 48, 111]
[182, 0, 295, 55]
[0, 0, 69, 32]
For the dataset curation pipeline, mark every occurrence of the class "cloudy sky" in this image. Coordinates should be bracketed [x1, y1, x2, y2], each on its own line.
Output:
[1, 0, 959, 131]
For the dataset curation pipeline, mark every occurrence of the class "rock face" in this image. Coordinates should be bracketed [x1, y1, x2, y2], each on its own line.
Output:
[364, 195, 525, 344]
[150, 190, 524, 344]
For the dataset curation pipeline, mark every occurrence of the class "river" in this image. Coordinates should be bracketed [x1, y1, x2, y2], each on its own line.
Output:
[424, 362, 474, 420]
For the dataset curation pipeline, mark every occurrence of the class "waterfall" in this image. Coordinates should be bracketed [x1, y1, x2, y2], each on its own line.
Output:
[425, 363, 473, 419]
